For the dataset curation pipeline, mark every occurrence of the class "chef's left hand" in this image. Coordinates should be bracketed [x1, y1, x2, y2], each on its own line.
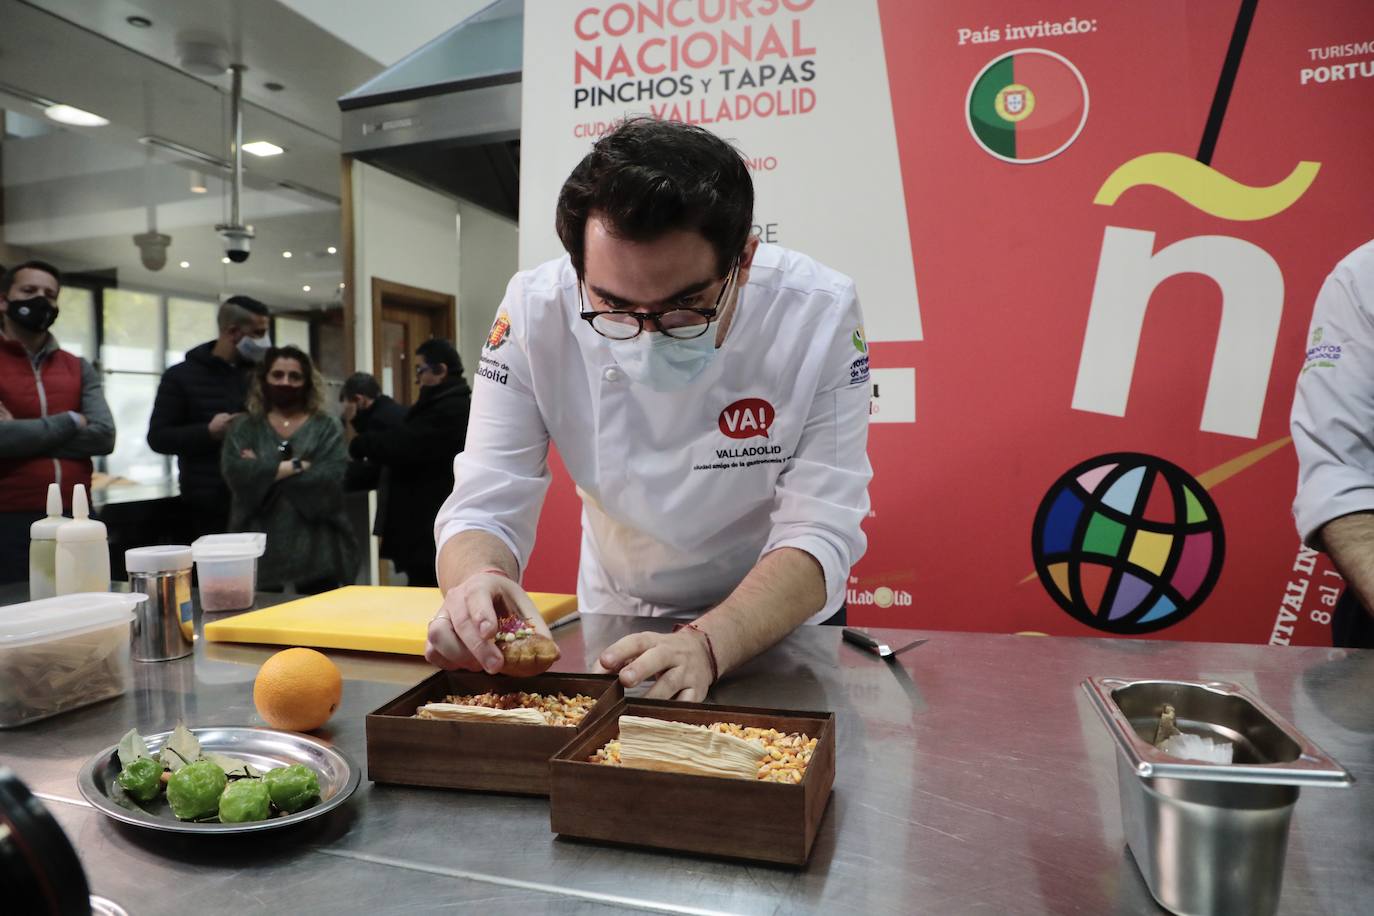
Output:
[596, 630, 712, 701]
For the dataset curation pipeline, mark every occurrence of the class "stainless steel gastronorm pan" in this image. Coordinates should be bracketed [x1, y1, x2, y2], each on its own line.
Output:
[1083, 677, 1352, 916]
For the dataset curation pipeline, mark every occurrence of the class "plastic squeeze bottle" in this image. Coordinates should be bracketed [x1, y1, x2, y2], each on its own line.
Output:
[55, 484, 110, 595]
[28, 483, 65, 600]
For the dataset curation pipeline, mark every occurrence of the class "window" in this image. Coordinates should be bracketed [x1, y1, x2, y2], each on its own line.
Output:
[102, 373, 165, 483]
[99, 290, 166, 482]
[102, 289, 163, 372]
[275, 316, 311, 353]
[167, 297, 217, 367]
[52, 287, 96, 359]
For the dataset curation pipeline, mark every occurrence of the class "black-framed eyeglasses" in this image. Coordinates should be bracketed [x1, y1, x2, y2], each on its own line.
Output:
[414, 363, 432, 378]
[578, 261, 738, 341]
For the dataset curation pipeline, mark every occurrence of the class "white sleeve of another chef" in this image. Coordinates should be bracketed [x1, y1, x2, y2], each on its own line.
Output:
[762, 284, 873, 614]
[1292, 254, 1374, 546]
[433, 275, 552, 574]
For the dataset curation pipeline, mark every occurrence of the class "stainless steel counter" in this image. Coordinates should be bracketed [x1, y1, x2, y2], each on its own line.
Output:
[2, 595, 1370, 915]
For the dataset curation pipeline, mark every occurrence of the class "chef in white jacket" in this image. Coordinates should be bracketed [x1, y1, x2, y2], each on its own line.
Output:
[425, 118, 873, 699]
[1292, 238, 1374, 647]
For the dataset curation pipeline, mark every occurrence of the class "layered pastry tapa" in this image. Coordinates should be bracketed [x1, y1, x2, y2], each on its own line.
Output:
[415, 691, 596, 727]
[590, 716, 817, 783]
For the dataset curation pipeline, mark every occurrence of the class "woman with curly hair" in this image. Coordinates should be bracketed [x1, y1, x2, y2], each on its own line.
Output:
[221, 345, 357, 593]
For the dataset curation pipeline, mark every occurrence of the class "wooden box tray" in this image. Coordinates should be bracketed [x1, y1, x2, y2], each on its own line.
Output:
[549, 698, 835, 866]
[366, 670, 623, 795]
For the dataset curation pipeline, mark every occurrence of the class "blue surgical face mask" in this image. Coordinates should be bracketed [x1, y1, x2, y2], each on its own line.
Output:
[237, 332, 272, 363]
[606, 320, 719, 391]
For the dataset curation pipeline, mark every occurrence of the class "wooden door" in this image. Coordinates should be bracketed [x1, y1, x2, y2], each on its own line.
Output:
[371, 279, 455, 407]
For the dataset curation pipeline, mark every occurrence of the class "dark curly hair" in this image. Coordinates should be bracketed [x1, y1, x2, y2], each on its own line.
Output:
[555, 117, 754, 278]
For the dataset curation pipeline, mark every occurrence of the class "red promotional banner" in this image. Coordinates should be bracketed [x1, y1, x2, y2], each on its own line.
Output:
[522, 0, 1374, 647]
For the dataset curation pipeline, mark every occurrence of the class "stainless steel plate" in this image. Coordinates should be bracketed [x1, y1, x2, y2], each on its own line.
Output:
[76, 725, 360, 834]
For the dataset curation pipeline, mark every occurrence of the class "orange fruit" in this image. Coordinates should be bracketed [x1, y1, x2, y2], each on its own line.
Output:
[253, 648, 342, 732]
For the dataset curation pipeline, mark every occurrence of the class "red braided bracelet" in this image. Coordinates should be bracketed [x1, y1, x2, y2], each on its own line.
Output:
[673, 621, 720, 685]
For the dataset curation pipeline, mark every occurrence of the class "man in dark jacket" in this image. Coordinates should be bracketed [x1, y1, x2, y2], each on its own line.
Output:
[0, 260, 116, 584]
[147, 295, 270, 537]
[349, 339, 470, 586]
[340, 372, 406, 492]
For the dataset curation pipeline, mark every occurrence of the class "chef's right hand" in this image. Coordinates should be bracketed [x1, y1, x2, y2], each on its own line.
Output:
[425, 571, 546, 674]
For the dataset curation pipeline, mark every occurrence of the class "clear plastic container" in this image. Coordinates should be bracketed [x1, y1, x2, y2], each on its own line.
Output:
[0, 592, 145, 728]
[191, 533, 267, 612]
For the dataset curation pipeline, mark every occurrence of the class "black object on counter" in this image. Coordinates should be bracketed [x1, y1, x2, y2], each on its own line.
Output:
[841, 626, 928, 660]
[0, 768, 91, 915]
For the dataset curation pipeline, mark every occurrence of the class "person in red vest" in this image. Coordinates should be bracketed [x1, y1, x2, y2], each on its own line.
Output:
[0, 260, 115, 585]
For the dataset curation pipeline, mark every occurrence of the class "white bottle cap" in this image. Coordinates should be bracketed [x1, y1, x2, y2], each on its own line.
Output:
[56, 484, 108, 544]
[30, 483, 66, 540]
[125, 545, 193, 574]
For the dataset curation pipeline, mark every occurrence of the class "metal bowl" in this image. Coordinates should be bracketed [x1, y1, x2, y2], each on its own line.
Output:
[76, 725, 360, 834]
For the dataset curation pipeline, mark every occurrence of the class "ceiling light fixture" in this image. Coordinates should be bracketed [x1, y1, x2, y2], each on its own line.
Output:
[302, 285, 311, 292]
[264, 82, 285, 92]
[126, 15, 152, 28]
[190, 172, 208, 194]
[179, 261, 191, 269]
[221, 257, 230, 264]
[281, 251, 293, 259]
[326, 246, 337, 255]
[242, 140, 284, 157]
[44, 104, 109, 127]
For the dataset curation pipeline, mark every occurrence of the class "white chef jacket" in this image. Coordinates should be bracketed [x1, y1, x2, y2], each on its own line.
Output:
[1292, 239, 1374, 545]
[434, 243, 872, 622]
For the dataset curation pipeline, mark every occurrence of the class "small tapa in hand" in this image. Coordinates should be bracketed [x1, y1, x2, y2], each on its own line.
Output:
[495, 614, 560, 677]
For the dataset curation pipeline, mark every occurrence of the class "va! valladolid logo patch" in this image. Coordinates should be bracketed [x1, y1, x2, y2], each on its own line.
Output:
[718, 398, 774, 440]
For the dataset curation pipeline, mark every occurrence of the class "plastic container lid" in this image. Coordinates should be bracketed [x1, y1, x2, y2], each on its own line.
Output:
[55, 484, 107, 544]
[125, 545, 193, 574]
[0, 593, 144, 648]
[29, 484, 65, 541]
[192, 533, 266, 561]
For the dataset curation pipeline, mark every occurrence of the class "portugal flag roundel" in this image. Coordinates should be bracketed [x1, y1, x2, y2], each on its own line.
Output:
[966, 48, 1089, 164]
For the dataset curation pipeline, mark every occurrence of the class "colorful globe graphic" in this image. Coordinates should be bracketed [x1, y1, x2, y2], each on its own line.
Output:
[966, 48, 1089, 164]
[1032, 453, 1224, 634]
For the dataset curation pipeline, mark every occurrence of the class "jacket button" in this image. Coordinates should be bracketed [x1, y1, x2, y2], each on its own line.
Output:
[603, 367, 622, 382]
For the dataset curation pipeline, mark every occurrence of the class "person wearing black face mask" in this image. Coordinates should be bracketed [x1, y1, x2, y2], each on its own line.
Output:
[220, 345, 358, 594]
[0, 260, 115, 585]
[348, 340, 470, 587]
[339, 371, 405, 492]
[148, 295, 270, 538]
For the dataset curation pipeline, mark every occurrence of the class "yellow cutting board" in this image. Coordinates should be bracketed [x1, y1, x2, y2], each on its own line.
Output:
[202, 586, 577, 656]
